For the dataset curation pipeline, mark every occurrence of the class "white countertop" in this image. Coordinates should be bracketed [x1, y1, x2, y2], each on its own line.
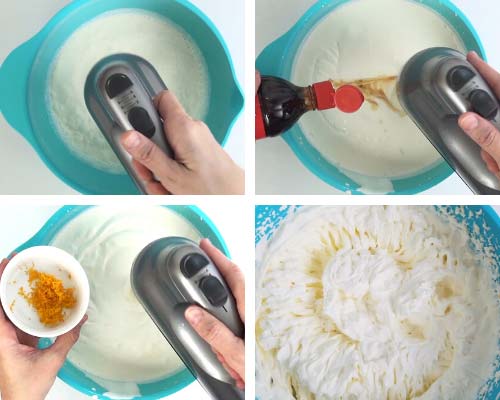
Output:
[256, 0, 500, 195]
[0, 0, 244, 195]
[0, 203, 247, 400]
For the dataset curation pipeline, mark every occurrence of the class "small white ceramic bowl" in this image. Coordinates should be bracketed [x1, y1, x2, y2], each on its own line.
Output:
[0, 246, 89, 337]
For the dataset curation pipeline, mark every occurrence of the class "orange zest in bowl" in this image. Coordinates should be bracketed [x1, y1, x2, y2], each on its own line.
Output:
[18, 267, 77, 326]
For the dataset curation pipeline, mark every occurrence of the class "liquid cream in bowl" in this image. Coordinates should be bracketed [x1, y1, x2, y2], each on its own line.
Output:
[49, 10, 210, 173]
[292, 0, 466, 190]
[50, 206, 201, 388]
[256, 206, 500, 400]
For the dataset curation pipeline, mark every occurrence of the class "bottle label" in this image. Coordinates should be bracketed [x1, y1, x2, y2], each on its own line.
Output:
[255, 95, 267, 140]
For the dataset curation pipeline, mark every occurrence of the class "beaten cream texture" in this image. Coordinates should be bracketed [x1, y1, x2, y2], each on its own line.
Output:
[51, 206, 201, 383]
[256, 206, 499, 400]
[292, 0, 465, 187]
[50, 10, 210, 173]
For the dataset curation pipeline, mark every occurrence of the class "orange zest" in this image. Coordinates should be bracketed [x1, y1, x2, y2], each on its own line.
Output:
[18, 267, 77, 326]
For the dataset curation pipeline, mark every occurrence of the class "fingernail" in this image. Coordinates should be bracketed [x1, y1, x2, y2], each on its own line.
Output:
[461, 115, 479, 131]
[123, 131, 141, 149]
[185, 307, 202, 326]
[469, 50, 479, 58]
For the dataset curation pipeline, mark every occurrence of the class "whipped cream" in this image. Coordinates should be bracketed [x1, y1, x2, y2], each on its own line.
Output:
[292, 0, 465, 189]
[51, 206, 201, 384]
[256, 206, 500, 400]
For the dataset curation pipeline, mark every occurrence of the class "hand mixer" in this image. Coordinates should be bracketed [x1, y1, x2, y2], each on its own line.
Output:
[398, 47, 500, 194]
[131, 237, 245, 400]
[85, 54, 172, 194]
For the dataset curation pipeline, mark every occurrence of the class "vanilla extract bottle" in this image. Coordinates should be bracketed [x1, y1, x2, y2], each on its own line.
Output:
[255, 76, 365, 140]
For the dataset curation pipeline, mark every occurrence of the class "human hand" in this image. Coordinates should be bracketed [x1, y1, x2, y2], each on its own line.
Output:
[458, 51, 500, 179]
[256, 71, 261, 94]
[184, 239, 245, 389]
[120, 91, 244, 195]
[0, 256, 87, 400]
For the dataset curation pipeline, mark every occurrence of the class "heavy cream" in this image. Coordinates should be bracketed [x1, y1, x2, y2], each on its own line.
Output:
[292, 0, 465, 190]
[50, 206, 201, 384]
[256, 206, 500, 400]
[50, 10, 210, 173]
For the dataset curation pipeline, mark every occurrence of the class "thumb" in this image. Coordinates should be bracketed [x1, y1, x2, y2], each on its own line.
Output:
[46, 315, 87, 362]
[459, 113, 500, 163]
[185, 306, 245, 379]
[121, 130, 183, 188]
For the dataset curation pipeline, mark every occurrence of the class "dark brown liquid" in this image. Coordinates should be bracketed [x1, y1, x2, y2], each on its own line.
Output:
[258, 76, 313, 137]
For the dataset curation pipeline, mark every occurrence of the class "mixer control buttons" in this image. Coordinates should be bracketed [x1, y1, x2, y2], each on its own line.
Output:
[447, 66, 475, 92]
[106, 73, 133, 99]
[470, 89, 498, 120]
[181, 253, 209, 278]
[128, 107, 156, 138]
[199, 276, 228, 307]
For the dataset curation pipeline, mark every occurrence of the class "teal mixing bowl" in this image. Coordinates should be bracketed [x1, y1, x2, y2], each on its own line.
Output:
[11, 205, 229, 399]
[256, 0, 486, 195]
[255, 205, 500, 398]
[0, 0, 243, 194]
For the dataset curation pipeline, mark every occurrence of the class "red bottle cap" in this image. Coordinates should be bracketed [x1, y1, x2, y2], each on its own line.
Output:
[312, 81, 337, 111]
[255, 95, 267, 140]
[335, 85, 365, 113]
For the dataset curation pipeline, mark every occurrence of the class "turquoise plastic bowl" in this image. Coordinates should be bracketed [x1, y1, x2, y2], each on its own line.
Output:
[255, 205, 500, 398]
[256, 0, 486, 195]
[0, 0, 243, 194]
[12, 205, 229, 399]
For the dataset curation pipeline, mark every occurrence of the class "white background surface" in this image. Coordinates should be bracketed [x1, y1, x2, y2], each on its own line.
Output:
[0, 202, 248, 400]
[255, 0, 500, 195]
[0, 0, 245, 195]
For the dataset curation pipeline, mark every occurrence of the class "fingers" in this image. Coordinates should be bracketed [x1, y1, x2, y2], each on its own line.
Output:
[215, 349, 245, 387]
[200, 239, 245, 322]
[0, 255, 14, 323]
[154, 91, 207, 146]
[131, 161, 170, 195]
[16, 329, 39, 348]
[0, 258, 8, 280]
[481, 150, 500, 175]
[46, 315, 87, 362]
[185, 306, 245, 379]
[459, 113, 500, 163]
[132, 160, 154, 182]
[255, 71, 261, 95]
[154, 90, 189, 122]
[467, 52, 500, 96]
[0, 259, 9, 324]
[121, 131, 184, 191]
[144, 181, 170, 195]
[220, 359, 245, 388]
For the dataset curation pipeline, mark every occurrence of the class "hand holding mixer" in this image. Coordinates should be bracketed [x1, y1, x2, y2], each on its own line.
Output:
[131, 237, 244, 400]
[85, 54, 172, 194]
[398, 47, 500, 194]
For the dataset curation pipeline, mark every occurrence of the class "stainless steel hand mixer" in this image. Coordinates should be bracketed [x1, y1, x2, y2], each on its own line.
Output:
[85, 54, 172, 194]
[131, 237, 245, 400]
[398, 47, 500, 194]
